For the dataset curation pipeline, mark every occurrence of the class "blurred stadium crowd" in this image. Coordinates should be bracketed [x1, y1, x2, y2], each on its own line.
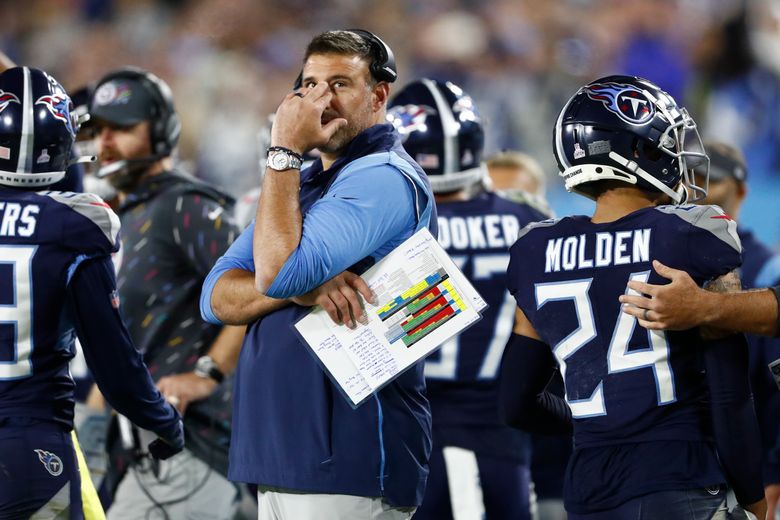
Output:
[2, 0, 779, 244]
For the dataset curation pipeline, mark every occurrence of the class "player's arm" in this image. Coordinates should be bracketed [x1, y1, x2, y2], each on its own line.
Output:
[66, 255, 183, 458]
[767, 427, 780, 518]
[620, 260, 780, 337]
[703, 332, 767, 517]
[698, 270, 767, 515]
[753, 334, 780, 518]
[498, 307, 573, 435]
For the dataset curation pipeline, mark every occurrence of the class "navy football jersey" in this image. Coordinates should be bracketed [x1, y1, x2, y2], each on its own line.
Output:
[507, 204, 742, 510]
[0, 189, 119, 428]
[426, 191, 546, 429]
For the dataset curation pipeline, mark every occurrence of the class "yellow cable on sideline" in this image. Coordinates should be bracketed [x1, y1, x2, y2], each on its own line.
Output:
[72, 431, 106, 520]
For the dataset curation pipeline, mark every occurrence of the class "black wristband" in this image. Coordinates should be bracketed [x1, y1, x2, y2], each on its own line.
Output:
[773, 285, 780, 338]
[267, 146, 303, 162]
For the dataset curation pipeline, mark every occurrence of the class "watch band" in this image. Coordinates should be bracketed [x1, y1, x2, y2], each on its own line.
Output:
[194, 355, 224, 384]
[267, 146, 304, 163]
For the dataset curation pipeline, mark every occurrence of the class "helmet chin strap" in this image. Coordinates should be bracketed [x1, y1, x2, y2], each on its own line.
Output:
[608, 152, 684, 204]
[675, 184, 689, 205]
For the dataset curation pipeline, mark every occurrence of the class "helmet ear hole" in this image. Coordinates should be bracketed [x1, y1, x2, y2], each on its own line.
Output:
[642, 140, 663, 162]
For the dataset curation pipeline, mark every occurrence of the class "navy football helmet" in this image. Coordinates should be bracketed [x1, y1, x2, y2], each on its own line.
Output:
[554, 75, 708, 204]
[0, 67, 81, 188]
[387, 79, 485, 193]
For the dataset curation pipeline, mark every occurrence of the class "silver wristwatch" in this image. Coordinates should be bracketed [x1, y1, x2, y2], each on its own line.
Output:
[194, 355, 224, 384]
[266, 147, 303, 171]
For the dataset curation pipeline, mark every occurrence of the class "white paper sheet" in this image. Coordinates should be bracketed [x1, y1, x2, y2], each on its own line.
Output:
[295, 228, 487, 407]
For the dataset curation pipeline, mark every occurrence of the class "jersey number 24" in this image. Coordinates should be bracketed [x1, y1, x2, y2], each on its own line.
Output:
[536, 271, 676, 418]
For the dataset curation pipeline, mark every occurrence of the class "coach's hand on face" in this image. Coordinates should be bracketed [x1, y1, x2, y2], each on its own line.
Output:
[271, 82, 348, 155]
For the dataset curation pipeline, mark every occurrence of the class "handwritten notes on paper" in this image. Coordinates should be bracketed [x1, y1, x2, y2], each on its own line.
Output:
[295, 228, 487, 407]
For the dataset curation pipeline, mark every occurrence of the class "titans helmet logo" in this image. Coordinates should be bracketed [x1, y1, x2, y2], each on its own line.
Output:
[35, 94, 77, 137]
[387, 104, 437, 142]
[0, 90, 20, 115]
[585, 82, 655, 125]
[34, 449, 64, 477]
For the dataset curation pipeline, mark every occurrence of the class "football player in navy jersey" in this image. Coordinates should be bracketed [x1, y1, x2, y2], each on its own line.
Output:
[0, 67, 183, 518]
[388, 79, 547, 520]
[500, 75, 766, 519]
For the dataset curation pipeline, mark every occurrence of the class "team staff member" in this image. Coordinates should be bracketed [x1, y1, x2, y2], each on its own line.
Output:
[200, 30, 436, 519]
[88, 67, 244, 519]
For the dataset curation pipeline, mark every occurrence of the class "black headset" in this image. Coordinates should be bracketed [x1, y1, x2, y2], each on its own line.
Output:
[93, 67, 182, 157]
[293, 29, 397, 90]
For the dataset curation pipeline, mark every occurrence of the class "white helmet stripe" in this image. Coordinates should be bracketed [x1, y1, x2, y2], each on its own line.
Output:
[17, 67, 34, 174]
[421, 78, 459, 174]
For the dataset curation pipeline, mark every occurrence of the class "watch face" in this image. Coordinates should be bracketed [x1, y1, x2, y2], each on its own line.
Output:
[269, 152, 288, 170]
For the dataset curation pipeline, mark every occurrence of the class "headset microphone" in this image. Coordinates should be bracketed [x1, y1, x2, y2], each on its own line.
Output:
[96, 154, 163, 179]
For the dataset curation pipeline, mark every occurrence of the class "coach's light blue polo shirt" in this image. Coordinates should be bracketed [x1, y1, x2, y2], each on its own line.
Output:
[201, 124, 436, 507]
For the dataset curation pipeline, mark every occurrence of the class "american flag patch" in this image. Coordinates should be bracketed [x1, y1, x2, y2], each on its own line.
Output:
[110, 290, 120, 309]
[416, 153, 439, 169]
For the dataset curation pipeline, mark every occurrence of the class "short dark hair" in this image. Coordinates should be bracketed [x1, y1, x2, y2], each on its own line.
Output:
[585, 179, 664, 202]
[304, 30, 373, 65]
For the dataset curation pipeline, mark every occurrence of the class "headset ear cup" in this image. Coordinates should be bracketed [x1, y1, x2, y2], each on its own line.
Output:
[93, 67, 179, 157]
[346, 29, 397, 84]
[293, 71, 303, 91]
[165, 112, 181, 154]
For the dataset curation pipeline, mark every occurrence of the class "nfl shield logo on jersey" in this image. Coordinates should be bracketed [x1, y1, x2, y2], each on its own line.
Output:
[34, 449, 63, 476]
